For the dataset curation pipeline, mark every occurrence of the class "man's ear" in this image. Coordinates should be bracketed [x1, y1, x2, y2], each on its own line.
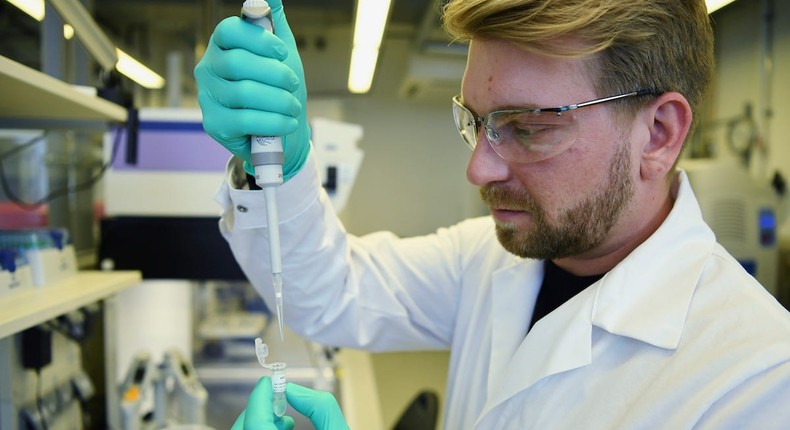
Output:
[639, 92, 692, 181]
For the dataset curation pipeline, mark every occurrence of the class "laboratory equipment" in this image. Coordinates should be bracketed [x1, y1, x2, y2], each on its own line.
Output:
[155, 349, 209, 427]
[0, 228, 77, 287]
[311, 118, 365, 214]
[682, 158, 781, 295]
[119, 349, 211, 430]
[0, 246, 33, 297]
[255, 337, 287, 417]
[119, 352, 157, 430]
[241, 0, 285, 342]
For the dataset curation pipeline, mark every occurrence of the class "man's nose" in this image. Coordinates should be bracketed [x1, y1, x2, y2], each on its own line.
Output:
[466, 134, 509, 186]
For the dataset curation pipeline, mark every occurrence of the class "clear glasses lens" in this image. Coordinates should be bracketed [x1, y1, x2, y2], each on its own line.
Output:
[452, 96, 579, 163]
[486, 110, 578, 163]
[452, 99, 477, 151]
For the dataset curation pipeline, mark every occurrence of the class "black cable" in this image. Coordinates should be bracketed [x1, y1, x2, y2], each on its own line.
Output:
[0, 125, 123, 211]
[35, 368, 49, 430]
[0, 133, 47, 160]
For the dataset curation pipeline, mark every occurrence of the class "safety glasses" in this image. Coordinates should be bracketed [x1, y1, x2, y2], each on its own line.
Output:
[452, 89, 657, 163]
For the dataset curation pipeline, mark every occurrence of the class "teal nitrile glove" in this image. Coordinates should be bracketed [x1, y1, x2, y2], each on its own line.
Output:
[286, 382, 350, 430]
[194, 0, 310, 180]
[231, 377, 350, 430]
[231, 376, 295, 430]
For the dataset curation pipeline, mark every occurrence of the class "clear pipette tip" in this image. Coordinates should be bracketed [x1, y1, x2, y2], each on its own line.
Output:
[273, 272, 284, 341]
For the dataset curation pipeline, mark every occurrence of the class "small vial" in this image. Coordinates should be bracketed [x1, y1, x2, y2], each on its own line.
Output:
[269, 361, 287, 417]
[255, 338, 287, 417]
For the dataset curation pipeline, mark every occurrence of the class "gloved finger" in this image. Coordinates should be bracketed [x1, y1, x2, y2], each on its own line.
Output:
[275, 415, 296, 430]
[231, 409, 295, 430]
[266, 0, 298, 52]
[286, 383, 350, 429]
[231, 409, 247, 430]
[203, 45, 300, 92]
[198, 98, 300, 140]
[202, 79, 302, 118]
[212, 16, 289, 60]
[242, 376, 278, 428]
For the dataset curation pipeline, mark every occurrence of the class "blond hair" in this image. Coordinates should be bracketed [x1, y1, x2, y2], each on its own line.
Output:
[442, 0, 714, 122]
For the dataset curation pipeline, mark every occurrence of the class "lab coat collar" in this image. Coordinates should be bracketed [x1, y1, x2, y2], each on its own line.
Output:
[478, 171, 715, 422]
[591, 170, 716, 350]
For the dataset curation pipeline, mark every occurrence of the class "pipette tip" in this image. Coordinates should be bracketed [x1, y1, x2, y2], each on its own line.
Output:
[277, 304, 285, 341]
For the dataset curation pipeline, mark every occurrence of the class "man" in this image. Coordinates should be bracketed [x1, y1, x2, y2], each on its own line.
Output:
[195, 0, 790, 428]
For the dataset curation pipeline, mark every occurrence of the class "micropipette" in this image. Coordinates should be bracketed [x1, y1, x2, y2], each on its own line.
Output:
[241, 0, 285, 341]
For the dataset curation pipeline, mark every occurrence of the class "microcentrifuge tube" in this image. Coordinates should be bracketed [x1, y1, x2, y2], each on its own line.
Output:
[269, 361, 287, 417]
[255, 337, 287, 417]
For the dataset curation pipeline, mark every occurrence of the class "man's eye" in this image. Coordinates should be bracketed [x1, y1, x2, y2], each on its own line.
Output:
[513, 123, 551, 138]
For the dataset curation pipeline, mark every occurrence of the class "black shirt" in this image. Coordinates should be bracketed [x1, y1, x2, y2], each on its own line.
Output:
[528, 260, 604, 331]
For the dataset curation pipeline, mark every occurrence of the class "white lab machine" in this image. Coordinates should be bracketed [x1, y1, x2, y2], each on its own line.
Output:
[119, 352, 157, 430]
[155, 349, 209, 428]
[311, 117, 365, 214]
[119, 349, 211, 430]
[681, 158, 781, 295]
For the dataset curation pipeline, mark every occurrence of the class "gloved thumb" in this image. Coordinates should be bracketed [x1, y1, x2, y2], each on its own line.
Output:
[265, 0, 297, 51]
[286, 383, 350, 430]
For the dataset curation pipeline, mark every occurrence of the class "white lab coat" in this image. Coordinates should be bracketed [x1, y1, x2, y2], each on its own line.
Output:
[216, 154, 790, 429]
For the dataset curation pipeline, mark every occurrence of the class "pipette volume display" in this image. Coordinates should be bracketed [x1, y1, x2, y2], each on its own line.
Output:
[241, 0, 286, 341]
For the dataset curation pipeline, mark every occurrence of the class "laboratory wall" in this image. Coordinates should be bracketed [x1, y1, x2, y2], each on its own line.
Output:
[308, 33, 482, 239]
[339, 98, 480, 237]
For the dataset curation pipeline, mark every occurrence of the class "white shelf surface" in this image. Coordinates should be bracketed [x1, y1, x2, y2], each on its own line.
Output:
[0, 270, 141, 339]
[0, 54, 127, 123]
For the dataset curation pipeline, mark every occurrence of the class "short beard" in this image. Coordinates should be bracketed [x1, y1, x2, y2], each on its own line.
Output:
[481, 142, 634, 259]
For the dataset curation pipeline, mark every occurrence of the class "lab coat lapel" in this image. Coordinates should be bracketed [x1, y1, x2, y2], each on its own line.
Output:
[481, 259, 594, 422]
[480, 270, 595, 423]
[486, 260, 543, 396]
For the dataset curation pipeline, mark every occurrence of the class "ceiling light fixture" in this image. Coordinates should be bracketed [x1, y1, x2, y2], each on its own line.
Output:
[5, 0, 164, 89]
[115, 48, 165, 89]
[706, 0, 738, 13]
[348, 0, 392, 94]
[7, 0, 43, 20]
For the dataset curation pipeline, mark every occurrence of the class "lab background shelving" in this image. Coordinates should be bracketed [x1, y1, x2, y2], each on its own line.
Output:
[0, 54, 127, 123]
[0, 271, 141, 339]
[0, 52, 138, 429]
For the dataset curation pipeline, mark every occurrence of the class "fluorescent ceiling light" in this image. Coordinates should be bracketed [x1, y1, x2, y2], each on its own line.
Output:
[7, 0, 43, 20]
[348, 0, 392, 94]
[49, 0, 117, 70]
[706, 0, 737, 13]
[348, 47, 380, 93]
[9, 1, 73, 39]
[116, 48, 165, 89]
[6, 0, 164, 89]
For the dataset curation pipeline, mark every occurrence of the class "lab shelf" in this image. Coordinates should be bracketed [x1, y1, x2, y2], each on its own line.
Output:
[0, 270, 141, 339]
[0, 54, 127, 123]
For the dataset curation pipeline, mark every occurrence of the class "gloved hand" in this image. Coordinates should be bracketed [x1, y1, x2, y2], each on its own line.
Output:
[286, 380, 350, 430]
[232, 377, 294, 430]
[231, 376, 350, 430]
[194, 0, 310, 180]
